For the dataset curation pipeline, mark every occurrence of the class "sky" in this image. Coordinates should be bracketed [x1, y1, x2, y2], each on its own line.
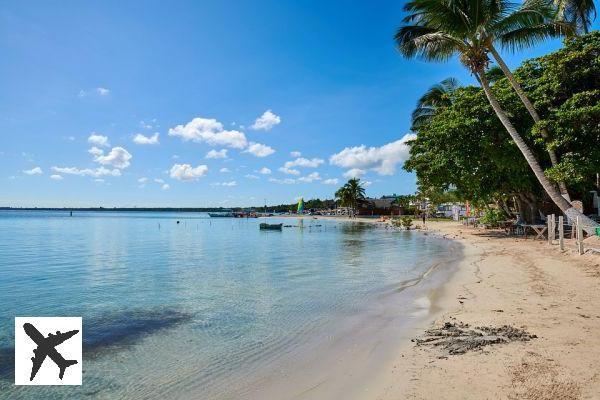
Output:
[0, 0, 575, 208]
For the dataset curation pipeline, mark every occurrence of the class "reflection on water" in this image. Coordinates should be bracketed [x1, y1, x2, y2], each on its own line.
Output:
[0, 211, 454, 399]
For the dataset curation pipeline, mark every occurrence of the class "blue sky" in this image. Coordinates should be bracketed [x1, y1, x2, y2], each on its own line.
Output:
[0, 0, 572, 207]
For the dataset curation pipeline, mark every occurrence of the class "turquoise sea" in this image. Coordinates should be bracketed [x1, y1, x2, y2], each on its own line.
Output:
[0, 211, 459, 399]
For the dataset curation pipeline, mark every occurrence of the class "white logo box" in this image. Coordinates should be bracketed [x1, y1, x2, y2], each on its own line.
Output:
[14, 317, 82, 385]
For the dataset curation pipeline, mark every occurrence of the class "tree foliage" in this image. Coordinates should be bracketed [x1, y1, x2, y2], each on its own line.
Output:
[405, 32, 600, 217]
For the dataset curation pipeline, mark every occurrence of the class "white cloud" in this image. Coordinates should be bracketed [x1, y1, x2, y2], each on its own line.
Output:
[168, 117, 248, 149]
[88, 146, 104, 156]
[169, 163, 208, 181]
[138, 177, 149, 184]
[94, 147, 132, 169]
[329, 134, 416, 175]
[51, 166, 121, 178]
[96, 87, 110, 96]
[133, 132, 160, 145]
[269, 177, 296, 184]
[219, 167, 230, 173]
[290, 151, 302, 158]
[161, 183, 170, 190]
[88, 133, 109, 147]
[212, 180, 237, 187]
[258, 167, 271, 175]
[251, 110, 281, 131]
[206, 149, 228, 159]
[245, 174, 260, 179]
[23, 167, 43, 175]
[298, 172, 321, 183]
[245, 142, 275, 157]
[363, 181, 373, 187]
[154, 178, 165, 184]
[279, 166, 300, 175]
[284, 157, 324, 169]
[322, 178, 339, 185]
[139, 119, 157, 130]
[50, 174, 63, 180]
[343, 168, 366, 178]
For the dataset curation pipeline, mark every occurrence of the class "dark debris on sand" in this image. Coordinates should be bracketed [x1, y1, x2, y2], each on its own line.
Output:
[414, 322, 537, 355]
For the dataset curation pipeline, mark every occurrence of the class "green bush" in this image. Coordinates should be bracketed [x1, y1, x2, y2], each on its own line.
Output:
[479, 208, 505, 228]
[401, 216, 414, 230]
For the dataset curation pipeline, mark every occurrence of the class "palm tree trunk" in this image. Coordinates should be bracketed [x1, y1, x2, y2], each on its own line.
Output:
[488, 45, 570, 200]
[477, 71, 598, 234]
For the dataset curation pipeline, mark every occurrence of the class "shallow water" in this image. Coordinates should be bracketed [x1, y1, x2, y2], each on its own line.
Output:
[0, 211, 457, 399]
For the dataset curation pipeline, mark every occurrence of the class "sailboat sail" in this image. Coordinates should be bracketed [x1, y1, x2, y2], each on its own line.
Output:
[297, 197, 304, 214]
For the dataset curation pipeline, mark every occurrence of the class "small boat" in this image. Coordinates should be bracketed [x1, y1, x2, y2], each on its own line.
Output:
[260, 223, 283, 230]
[208, 211, 234, 218]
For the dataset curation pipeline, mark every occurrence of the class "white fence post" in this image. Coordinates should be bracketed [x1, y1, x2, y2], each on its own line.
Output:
[577, 216, 584, 255]
[559, 215, 564, 251]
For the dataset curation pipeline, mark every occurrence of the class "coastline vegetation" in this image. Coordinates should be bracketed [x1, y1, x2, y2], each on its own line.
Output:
[395, 0, 599, 228]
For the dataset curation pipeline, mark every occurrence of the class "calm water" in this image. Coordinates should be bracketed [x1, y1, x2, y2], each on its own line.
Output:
[0, 211, 457, 399]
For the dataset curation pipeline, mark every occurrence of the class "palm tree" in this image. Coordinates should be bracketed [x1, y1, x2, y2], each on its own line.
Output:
[395, 0, 598, 232]
[335, 179, 366, 218]
[555, 0, 597, 34]
[411, 77, 459, 129]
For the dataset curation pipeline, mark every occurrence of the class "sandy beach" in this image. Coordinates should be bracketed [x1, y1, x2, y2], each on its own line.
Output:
[360, 219, 600, 400]
[275, 216, 600, 399]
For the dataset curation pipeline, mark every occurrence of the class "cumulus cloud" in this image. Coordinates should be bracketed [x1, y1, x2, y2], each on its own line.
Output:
[154, 178, 164, 184]
[206, 149, 228, 159]
[168, 117, 248, 149]
[50, 174, 63, 180]
[97, 87, 110, 96]
[138, 177, 149, 184]
[284, 157, 324, 169]
[290, 151, 301, 158]
[298, 172, 321, 183]
[258, 167, 271, 175]
[212, 181, 237, 187]
[88, 147, 104, 157]
[269, 177, 296, 184]
[88, 133, 109, 147]
[279, 166, 300, 175]
[219, 167, 230, 173]
[133, 132, 160, 145]
[329, 134, 416, 175]
[23, 167, 43, 175]
[251, 110, 281, 131]
[245, 174, 260, 179]
[245, 142, 275, 157]
[343, 168, 366, 178]
[169, 163, 208, 181]
[161, 184, 170, 190]
[51, 166, 121, 178]
[322, 178, 339, 185]
[94, 147, 132, 169]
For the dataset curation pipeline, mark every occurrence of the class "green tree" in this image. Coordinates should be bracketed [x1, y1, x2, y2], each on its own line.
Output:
[335, 179, 366, 218]
[411, 78, 460, 129]
[395, 0, 598, 232]
[555, 0, 597, 34]
[406, 32, 600, 223]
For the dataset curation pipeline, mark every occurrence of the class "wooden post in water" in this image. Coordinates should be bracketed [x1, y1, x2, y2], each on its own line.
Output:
[559, 215, 564, 251]
[576, 216, 584, 255]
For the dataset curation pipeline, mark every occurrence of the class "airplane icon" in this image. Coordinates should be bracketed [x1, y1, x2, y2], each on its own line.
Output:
[23, 322, 79, 381]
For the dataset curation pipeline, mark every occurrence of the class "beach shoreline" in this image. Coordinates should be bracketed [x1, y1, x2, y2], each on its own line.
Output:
[279, 216, 600, 399]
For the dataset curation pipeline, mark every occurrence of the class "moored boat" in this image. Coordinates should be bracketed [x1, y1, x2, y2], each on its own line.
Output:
[259, 223, 283, 230]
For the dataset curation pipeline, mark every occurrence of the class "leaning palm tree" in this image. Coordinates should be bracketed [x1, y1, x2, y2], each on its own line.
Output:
[404, 0, 574, 198]
[555, 0, 597, 34]
[412, 77, 460, 129]
[396, 0, 598, 232]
